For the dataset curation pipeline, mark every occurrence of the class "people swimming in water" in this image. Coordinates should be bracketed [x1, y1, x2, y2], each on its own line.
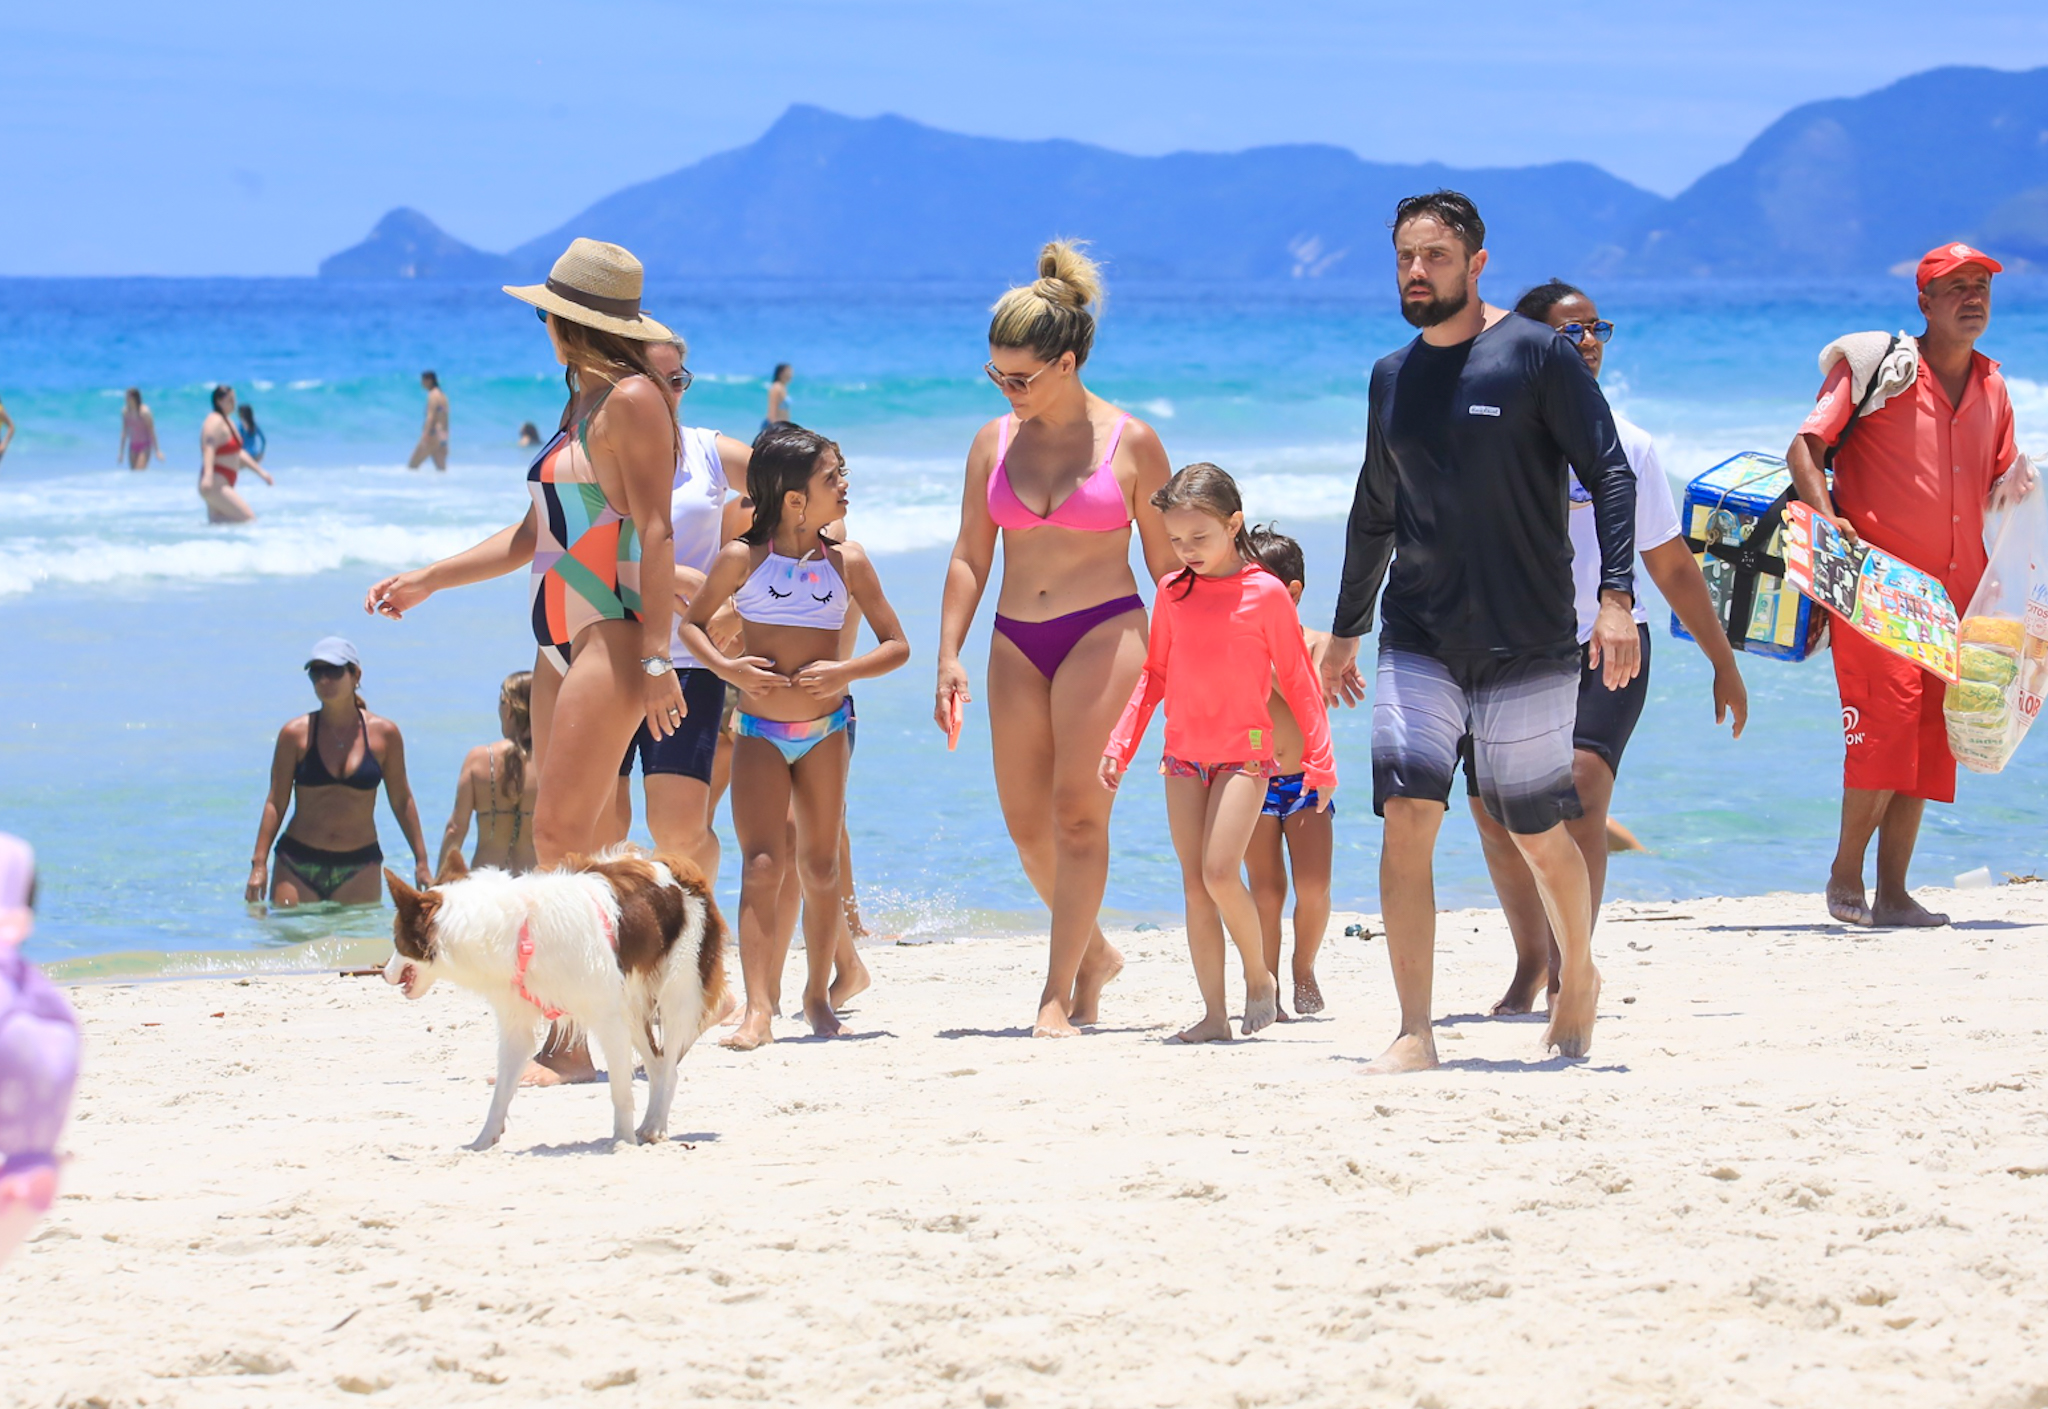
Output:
[199, 384, 274, 524]
[680, 425, 910, 1049]
[119, 388, 163, 469]
[935, 240, 1177, 1037]
[237, 403, 268, 462]
[437, 671, 539, 876]
[247, 638, 432, 907]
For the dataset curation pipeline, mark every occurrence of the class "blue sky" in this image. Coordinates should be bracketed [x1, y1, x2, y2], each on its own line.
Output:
[8, 0, 2048, 276]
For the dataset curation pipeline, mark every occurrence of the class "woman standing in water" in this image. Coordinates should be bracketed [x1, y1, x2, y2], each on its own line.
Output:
[247, 638, 433, 907]
[762, 363, 793, 433]
[935, 241, 1176, 1037]
[118, 389, 163, 469]
[364, 238, 682, 1083]
[199, 385, 273, 524]
[436, 671, 539, 875]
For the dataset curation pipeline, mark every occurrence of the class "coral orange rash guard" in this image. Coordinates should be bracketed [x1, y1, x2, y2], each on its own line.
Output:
[1107, 563, 1336, 793]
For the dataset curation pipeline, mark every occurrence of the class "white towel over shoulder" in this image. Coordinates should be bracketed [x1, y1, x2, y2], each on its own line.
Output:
[1818, 330, 1919, 417]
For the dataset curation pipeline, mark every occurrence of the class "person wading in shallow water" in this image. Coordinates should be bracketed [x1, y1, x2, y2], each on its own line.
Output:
[409, 370, 450, 470]
[1321, 191, 1639, 1072]
[935, 240, 1177, 1038]
[1787, 242, 2031, 930]
[247, 638, 433, 907]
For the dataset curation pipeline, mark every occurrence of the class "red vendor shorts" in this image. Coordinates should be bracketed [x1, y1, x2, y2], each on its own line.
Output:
[1832, 624, 1955, 804]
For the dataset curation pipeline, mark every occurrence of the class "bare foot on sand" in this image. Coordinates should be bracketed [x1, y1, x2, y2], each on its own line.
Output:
[1544, 964, 1602, 1059]
[1363, 1031, 1438, 1074]
[1827, 873, 1873, 926]
[1241, 981, 1279, 1036]
[1293, 974, 1325, 1016]
[1172, 1014, 1233, 1044]
[803, 996, 847, 1038]
[1490, 960, 1549, 1016]
[1033, 997, 1081, 1039]
[829, 956, 871, 1011]
[490, 1041, 600, 1087]
[1871, 892, 1950, 928]
[1069, 942, 1125, 1027]
[721, 1011, 775, 1051]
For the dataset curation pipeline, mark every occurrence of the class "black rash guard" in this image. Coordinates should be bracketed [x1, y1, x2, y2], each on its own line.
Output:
[1332, 312, 1636, 658]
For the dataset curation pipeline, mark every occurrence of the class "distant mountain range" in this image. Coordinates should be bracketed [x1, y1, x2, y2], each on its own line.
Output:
[321, 65, 2048, 285]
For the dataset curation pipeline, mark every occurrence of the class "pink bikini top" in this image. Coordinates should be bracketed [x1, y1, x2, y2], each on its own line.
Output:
[986, 413, 1133, 533]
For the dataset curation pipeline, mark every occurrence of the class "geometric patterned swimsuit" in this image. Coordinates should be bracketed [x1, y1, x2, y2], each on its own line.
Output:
[527, 386, 642, 674]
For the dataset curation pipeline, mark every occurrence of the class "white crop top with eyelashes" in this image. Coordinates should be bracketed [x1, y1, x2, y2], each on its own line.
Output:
[733, 546, 849, 630]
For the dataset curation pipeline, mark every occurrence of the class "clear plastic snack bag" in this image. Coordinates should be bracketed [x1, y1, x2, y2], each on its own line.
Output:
[1945, 458, 2047, 774]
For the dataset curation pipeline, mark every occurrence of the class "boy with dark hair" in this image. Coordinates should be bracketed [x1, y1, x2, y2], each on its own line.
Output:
[1247, 525, 1335, 1017]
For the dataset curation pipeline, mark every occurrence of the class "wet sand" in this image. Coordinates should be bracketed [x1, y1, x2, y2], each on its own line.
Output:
[11, 883, 2048, 1408]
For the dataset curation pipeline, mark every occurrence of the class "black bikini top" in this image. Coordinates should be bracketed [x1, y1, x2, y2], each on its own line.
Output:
[294, 712, 383, 791]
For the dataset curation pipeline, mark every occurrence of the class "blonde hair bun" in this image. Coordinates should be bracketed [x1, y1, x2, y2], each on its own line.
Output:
[989, 239, 1104, 368]
[1032, 240, 1103, 312]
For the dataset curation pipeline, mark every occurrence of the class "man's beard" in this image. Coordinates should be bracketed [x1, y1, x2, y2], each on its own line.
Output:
[1400, 280, 1469, 329]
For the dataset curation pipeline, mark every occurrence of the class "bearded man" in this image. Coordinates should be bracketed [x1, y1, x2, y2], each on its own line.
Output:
[1319, 190, 1638, 1070]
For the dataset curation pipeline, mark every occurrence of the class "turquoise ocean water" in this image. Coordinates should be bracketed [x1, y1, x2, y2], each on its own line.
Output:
[2, 276, 2045, 971]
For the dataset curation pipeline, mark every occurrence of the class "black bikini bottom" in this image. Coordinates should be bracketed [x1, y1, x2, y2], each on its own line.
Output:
[275, 835, 384, 900]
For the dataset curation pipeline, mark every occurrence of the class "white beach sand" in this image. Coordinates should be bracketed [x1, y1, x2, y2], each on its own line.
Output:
[10, 884, 2048, 1409]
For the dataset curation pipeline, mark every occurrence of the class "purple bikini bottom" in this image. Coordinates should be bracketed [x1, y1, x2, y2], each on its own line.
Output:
[993, 594, 1145, 680]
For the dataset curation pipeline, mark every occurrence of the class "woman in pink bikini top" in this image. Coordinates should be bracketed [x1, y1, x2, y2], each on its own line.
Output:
[936, 239, 1177, 1040]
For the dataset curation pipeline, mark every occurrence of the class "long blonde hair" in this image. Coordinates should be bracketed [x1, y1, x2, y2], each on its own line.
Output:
[498, 670, 533, 799]
[988, 240, 1104, 367]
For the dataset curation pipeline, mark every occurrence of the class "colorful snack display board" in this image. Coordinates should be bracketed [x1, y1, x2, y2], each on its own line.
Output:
[1674, 452, 1817, 661]
[1782, 502, 1960, 684]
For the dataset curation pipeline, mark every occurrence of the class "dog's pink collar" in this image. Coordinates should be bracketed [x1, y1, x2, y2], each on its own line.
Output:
[511, 893, 617, 1020]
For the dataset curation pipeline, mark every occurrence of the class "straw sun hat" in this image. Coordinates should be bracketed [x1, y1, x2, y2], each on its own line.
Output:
[503, 238, 673, 341]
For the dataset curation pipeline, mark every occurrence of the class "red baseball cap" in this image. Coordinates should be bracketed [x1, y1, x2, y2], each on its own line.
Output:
[1917, 242, 2003, 290]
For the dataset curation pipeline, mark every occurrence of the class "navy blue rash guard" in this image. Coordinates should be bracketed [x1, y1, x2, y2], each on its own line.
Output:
[1332, 312, 1636, 658]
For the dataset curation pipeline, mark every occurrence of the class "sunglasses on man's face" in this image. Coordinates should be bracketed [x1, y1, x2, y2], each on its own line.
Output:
[1558, 320, 1615, 345]
[984, 359, 1055, 395]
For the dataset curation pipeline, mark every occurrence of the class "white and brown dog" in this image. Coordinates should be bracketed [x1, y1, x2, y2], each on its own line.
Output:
[383, 848, 727, 1150]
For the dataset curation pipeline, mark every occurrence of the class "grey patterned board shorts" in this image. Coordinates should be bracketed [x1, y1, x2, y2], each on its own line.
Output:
[1371, 644, 1583, 835]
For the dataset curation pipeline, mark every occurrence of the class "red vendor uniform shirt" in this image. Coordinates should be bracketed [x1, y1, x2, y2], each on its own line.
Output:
[1798, 348, 2020, 803]
[1798, 350, 2018, 607]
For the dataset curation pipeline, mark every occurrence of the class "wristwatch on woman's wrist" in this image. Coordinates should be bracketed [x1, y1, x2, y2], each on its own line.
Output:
[641, 655, 674, 677]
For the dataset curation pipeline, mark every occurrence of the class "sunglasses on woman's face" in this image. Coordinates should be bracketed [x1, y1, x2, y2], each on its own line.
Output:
[1558, 320, 1615, 345]
[306, 662, 347, 682]
[536, 307, 549, 324]
[668, 368, 694, 393]
[984, 359, 1055, 395]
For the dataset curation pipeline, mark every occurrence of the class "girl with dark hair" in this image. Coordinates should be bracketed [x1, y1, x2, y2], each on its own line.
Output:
[1100, 464, 1334, 1043]
[198, 384, 274, 523]
[679, 425, 909, 1050]
[436, 670, 539, 875]
[237, 403, 267, 462]
[119, 388, 163, 469]
[936, 240, 1177, 1037]
[365, 238, 683, 1083]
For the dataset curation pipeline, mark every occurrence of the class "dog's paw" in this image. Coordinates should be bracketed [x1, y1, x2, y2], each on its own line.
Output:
[610, 1130, 641, 1150]
[466, 1132, 503, 1152]
[635, 1124, 667, 1145]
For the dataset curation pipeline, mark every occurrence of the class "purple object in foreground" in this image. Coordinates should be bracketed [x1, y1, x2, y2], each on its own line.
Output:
[0, 834, 79, 1262]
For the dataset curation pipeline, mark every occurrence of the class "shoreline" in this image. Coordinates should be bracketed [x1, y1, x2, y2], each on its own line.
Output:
[13, 883, 2048, 1406]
